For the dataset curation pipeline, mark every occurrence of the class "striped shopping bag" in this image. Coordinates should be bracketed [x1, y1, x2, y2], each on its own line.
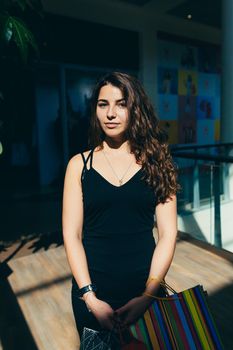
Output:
[129, 284, 224, 350]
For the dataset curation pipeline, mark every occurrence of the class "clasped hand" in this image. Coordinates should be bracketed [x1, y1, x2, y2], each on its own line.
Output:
[114, 295, 151, 328]
[85, 293, 151, 330]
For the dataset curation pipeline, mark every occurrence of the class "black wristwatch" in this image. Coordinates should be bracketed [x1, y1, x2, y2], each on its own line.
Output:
[78, 283, 97, 298]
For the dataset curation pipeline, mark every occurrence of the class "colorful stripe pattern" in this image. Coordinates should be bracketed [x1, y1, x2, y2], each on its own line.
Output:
[129, 285, 224, 350]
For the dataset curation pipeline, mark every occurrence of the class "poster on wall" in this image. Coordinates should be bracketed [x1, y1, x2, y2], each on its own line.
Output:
[178, 70, 198, 96]
[197, 96, 215, 119]
[213, 97, 220, 119]
[197, 119, 215, 144]
[178, 96, 196, 119]
[178, 118, 197, 144]
[198, 46, 221, 73]
[157, 38, 220, 145]
[158, 67, 178, 94]
[198, 73, 217, 96]
[215, 119, 220, 141]
[215, 75, 221, 96]
[179, 45, 198, 70]
[158, 94, 178, 120]
[158, 40, 181, 68]
[159, 120, 178, 144]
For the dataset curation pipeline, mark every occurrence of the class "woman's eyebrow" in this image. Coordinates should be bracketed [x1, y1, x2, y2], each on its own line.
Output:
[97, 98, 125, 102]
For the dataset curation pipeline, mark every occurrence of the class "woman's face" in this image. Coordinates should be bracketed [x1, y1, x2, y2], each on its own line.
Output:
[96, 84, 129, 139]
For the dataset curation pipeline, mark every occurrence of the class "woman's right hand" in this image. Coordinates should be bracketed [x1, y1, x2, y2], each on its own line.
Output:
[83, 292, 116, 330]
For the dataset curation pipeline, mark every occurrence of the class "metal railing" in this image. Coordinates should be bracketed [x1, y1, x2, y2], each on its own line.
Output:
[170, 143, 233, 250]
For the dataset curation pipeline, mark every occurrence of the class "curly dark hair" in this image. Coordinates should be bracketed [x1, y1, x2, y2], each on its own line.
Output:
[88, 71, 180, 204]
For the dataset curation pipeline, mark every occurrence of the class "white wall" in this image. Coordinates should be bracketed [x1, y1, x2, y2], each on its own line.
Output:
[178, 199, 233, 253]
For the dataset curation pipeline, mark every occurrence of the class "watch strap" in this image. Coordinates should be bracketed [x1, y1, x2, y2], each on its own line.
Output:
[78, 283, 97, 298]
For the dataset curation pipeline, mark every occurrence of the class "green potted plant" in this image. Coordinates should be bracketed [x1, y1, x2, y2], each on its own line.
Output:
[0, 0, 43, 63]
[0, 1, 43, 157]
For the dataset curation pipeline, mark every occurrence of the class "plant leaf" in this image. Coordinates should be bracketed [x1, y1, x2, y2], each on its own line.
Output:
[9, 15, 39, 63]
[0, 14, 14, 42]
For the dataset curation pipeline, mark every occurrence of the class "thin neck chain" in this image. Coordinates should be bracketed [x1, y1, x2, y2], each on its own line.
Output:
[102, 150, 135, 186]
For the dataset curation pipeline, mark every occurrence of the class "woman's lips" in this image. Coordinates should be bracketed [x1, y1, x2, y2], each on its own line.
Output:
[105, 123, 120, 129]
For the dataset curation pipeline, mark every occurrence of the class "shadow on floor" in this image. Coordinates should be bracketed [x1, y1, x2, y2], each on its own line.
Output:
[0, 276, 38, 350]
[1, 253, 232, 350]
[0, 231, 63, 262]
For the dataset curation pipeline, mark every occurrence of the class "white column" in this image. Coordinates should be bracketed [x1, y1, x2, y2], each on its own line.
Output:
[221, 0, 233, 143]
[139, 28, 158, 112]
[221, 0, 233, 201]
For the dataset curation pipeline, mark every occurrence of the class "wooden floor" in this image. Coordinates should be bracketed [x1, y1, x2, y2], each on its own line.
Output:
[1, 235, 233, 350]
[3, 247, 79, 350]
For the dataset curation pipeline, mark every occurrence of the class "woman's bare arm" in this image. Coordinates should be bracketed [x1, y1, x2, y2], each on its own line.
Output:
[115, 195, 177, 326]
[62, 154, 116, 329]
[146, 194, 177, 292]
[62, 154, 92, 289]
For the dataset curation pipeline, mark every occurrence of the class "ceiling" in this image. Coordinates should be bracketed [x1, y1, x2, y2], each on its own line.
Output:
[115, 0, 152, 5]
[42, 0, 221, 33]
[167, 0, 221, 29]
[110, 0, 221, 28]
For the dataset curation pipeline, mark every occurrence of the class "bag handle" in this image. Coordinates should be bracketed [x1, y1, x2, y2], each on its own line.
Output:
[160, 279, 177, 294]
[143, 279, 181, 301]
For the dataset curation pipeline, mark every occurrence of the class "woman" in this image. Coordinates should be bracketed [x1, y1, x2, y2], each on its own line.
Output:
[62, 72, 179, 340]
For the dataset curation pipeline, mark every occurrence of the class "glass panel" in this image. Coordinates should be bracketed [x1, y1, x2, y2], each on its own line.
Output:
[220, 162, 233, 252]
[175, 157, 213, 244]
[174, 145, 233, 253]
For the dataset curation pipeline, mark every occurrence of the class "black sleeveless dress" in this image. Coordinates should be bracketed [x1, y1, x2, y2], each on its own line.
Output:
[71, 149, 163, 336]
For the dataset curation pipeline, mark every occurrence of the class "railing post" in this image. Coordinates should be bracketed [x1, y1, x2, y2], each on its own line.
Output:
[213, 163, 222, 248]
[226, 145, 233, 200]
[223, 163, 230, 201]
[193, 150, 200, 210]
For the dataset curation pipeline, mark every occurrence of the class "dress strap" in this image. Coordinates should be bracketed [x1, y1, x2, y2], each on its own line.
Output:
[80, 149, 94, 181]
[89, 149, 94, 168]
[80, 152, 86, 167]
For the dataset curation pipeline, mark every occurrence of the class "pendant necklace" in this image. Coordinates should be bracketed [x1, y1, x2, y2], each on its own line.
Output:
[102, 149, 135, 186]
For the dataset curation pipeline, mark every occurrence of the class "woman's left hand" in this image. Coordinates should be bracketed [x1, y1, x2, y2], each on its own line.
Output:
[114, 295, 152, 327]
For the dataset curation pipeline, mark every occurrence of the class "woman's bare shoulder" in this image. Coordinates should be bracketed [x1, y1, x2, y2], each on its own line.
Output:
[66, 150, 92, 174]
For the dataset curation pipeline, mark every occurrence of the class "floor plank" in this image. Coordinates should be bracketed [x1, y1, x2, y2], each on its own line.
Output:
[7, 247, 78, 350]
[5, 239, 233, 350]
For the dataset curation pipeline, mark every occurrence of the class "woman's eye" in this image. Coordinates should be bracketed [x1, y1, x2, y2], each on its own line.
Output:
[118, 102, 127, 108]
[98, 103, 107, 108]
